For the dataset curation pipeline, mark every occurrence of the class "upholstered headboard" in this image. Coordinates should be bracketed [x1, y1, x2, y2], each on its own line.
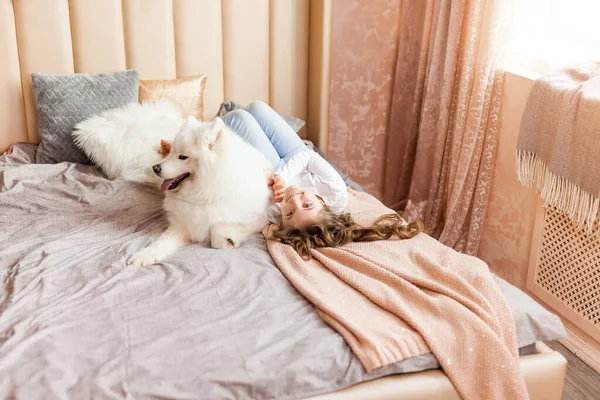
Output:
[0, 0, 332, 153]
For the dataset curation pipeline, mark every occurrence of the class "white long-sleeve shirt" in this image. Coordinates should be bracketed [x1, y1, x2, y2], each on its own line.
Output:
[268, 149, 348, 223]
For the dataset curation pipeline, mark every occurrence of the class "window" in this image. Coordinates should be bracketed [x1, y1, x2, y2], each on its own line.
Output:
[507, 0, 600, 76]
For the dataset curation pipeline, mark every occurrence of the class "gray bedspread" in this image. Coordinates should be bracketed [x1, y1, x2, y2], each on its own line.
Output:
[0, 144, 565, 400]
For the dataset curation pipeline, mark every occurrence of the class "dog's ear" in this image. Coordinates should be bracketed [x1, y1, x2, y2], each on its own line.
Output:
[200, 117, 224, 151]
[159, 139, 172, 157]
[185, 115, 201, 128]
[210, 117, 224, 134]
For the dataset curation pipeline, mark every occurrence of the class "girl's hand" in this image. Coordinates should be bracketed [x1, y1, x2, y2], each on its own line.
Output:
[272, 175, 286, 203]
[262, 224, 280, 238]
[264, 168, 275, 187]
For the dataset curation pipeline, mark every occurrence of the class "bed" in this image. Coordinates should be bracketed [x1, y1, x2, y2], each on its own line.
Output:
[0, 1, 568, 399]
[0, 142, 568, 399]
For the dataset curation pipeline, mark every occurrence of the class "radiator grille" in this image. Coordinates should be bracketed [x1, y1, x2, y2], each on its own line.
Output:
[535, 206, 600, 328]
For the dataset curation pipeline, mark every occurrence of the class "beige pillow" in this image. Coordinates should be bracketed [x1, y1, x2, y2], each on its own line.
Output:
[139, 74, 207, 120]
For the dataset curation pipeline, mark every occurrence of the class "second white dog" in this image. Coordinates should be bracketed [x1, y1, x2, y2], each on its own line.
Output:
[128, 115, 271, 266]
[73, 100, 183, 184]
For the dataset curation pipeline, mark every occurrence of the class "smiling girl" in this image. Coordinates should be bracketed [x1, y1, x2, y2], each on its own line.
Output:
[223, 101, 422, 259]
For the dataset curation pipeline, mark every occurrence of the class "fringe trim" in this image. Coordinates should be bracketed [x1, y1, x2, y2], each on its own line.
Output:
[516, 150, 600, 237]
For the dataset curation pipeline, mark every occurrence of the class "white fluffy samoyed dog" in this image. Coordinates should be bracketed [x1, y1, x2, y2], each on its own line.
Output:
[73, 100, 183, 184]
[128, 115, 271, 266]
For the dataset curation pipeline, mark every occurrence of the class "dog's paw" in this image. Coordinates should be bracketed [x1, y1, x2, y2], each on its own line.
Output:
[127, 248, 161, 266]
[210, 234, 238, 249]
[210, 224, 239, 249]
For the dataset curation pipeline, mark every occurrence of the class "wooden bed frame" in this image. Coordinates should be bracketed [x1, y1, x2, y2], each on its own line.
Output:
[306, 343, 566, 400]
[0, 1, 567, 398]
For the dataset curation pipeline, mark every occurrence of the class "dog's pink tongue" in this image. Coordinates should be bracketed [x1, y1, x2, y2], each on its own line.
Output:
[160, 178, 177, 194]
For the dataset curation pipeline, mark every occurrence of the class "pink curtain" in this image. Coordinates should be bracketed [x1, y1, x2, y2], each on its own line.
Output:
[384, 0, 512, 254]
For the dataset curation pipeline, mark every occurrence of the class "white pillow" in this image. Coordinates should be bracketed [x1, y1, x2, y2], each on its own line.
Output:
[73, 100, 183, 184]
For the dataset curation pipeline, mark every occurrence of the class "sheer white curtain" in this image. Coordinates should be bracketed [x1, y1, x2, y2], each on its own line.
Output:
[507, 0, 600, 75]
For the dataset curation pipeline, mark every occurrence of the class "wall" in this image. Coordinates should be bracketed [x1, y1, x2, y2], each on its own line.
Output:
[327, 0, 400, 198]
[477, 72, 538, 289]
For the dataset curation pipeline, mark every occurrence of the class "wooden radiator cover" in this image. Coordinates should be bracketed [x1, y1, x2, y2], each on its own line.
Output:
[527, 203, 600, 343]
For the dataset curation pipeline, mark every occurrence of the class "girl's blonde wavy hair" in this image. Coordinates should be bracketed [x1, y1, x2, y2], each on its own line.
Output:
[269, 206, 424, 260]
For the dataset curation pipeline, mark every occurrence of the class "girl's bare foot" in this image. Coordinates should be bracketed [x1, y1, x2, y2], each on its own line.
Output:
[2, 144, 14, 156]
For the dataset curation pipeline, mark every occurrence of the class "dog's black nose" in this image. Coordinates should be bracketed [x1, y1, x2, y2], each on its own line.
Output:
[152, 164, 162, 176]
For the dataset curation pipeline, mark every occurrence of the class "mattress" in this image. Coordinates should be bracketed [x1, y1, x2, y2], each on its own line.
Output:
[0, 143, 566, 400]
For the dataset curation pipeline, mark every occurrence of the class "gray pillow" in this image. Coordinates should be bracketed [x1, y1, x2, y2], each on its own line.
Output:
[32, 70, 139, 164]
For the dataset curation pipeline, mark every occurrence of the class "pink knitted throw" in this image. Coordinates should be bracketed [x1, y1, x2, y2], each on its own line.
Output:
[266, 191, 529, 400]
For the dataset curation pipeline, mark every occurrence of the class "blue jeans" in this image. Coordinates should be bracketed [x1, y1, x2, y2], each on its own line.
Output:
[221, 101, 306, 171]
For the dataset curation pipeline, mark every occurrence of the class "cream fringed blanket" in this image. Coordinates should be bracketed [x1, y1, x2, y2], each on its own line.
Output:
[517, 61, 600, 235]
[267, 191, 529, 400]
